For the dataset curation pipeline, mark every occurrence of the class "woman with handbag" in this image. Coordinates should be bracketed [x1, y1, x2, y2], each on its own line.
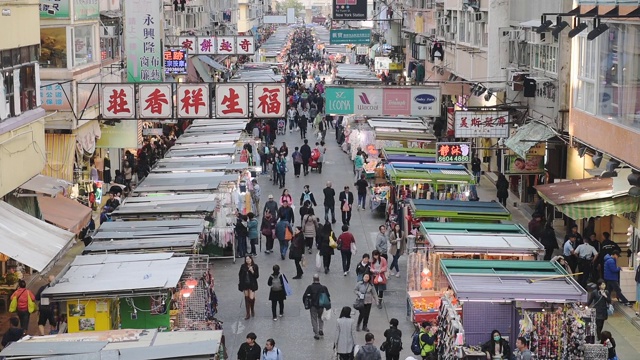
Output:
[587, 279, 611, 340]
[238, 256, 260, 320]
[354, 273, 378, 332]
[10, 280, 36, 332]
[267, 265, 287, 321]
[334, 306, 356, 360]
[302, 208, 319, 254]
[261, 211, 277, 254]
[289, 227, 305, 279]
[371, 250, 388, 309]
[317, 223, 334, 274]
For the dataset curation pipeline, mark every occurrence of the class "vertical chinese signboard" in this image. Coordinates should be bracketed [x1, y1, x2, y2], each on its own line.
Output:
[253, 84, 286, 118]
[436, 142, 471, 163]
[454, 111, 509, 138]
[125, 0, 162, 82]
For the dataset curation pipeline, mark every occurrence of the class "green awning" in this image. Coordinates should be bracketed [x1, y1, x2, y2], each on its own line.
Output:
[420, 222, 528, 235]
[553, 196, 639, 220]
[504, 121, 556, 158]
[410, 199, 511, 222]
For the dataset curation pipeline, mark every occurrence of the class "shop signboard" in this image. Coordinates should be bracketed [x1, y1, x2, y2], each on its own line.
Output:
[40, 81, 71, 111]
[503, 155, 544, 174]
[176, 84, 210, 118]
[436, 142, 471, 163]
[177, 36, 255, 55]
[356, 46, 368, 55]
[329, 29, 371, 45]
[74, 0, 99, 20]
[163, 49, 188, 74]
[324, 86, 440, 117]
[333, 0, 367, 20]
[374, 57, 392, 71]
[96, 120, 140, 149]
[454, 111, 509, 138]
[253, 83, 286, 118]
[40, 0, 70, 18]
[215, 84, 249, 118]
[138, 84, 172, 118]
[101, 84, 135, 119]
[125, 1, 162, 82]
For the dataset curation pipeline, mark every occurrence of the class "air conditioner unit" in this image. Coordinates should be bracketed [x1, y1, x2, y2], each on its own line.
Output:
[474, 12, 486, 22]
[101, 26, 115, 37]
[527, 31, 547, 44]
[509, 29, 524, 41]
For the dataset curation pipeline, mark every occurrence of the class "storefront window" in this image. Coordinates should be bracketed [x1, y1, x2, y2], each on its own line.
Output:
[74, 26, 95, 67]
[574, 24, 640, 131]
[40, 27, 68, 69]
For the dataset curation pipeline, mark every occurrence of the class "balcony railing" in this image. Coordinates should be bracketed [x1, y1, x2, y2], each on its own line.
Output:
[577, 0, 639, 4]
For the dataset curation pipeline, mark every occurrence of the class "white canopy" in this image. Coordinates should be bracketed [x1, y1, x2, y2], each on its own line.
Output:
[0, 201, 75, 272]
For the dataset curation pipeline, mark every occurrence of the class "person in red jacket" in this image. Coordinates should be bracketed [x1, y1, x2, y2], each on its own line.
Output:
[337, 225, 356, 276]
[10, 280, 36, 332]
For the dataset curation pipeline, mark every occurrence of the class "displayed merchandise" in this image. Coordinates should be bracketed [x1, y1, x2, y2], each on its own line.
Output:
[435, 296, 464, 360]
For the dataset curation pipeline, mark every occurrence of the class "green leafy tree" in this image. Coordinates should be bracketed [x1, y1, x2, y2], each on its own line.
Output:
[276, 0, 305, 15]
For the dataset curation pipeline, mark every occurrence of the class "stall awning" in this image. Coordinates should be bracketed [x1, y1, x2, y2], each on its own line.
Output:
[18, 175, 72, 197]
[0, 201, 75, 272]
[191, 57, 214, 83]
[535, 177, 639, 219]
[37, 195, 92, 234]
[410, 199, 512, 221]
[504, 121, 556, 158]
[199, 55, 228, 72]
[440, 259, 587, 302]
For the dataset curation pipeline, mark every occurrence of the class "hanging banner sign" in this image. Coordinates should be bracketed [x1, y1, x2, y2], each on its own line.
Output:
[330, 29, 371, 45]
[325, 86, 440, 117]
[436, 142, 471, 163]
[454, 111, 509, 138]
[125, 1, 162, 82]
[163, 49, 188, 74]
[333, 0, 367, 20]
[98, 82, 285, 119]
[177, 36, 255, 55]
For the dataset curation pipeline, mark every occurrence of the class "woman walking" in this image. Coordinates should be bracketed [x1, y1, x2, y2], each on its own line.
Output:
[371, 250, 388, 309]
[496, 173, 509, 207]
[302, 208, 319, 254]
[10, 280, 36, 332]
[317, 223, 334, 274]
[261, 338, 284, 360]
[290, 227, 305, 279]
[354, 273, 378, 332]
[238, 256, 260, 320]
[334, 306, 356, 360]
[588, 279, 611, 340]
[261, 211, 277, 254]
[280, 189, 293, 207]
[388, 224, 405, 277]
[267, 265, 287, 321]
[275, 218, 293, 260]
[247, 213, 259, 256]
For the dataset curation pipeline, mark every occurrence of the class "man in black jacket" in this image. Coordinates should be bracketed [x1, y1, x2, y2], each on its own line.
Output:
[1, 317, 24, 348]
[237, 332, 261, 360]
[300, 139, 312, 175]
[303, 274, 330, 340]
[339, 186, 354, 226]
[323, 181, 336, 224]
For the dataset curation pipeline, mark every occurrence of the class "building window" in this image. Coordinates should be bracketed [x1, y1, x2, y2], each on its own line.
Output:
[531, 44, 558, 74]
[19, 65, 37, 113]
[41, 27, 68, 68]
[458, 12, 466, 43]
[3, 70, 15, 118]
[73, 26, 95, 67]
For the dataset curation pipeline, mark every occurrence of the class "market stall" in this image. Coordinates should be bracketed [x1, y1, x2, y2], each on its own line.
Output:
[433, 259, 592, 360]
[41, 253, 221, 334]
[0, 329, 227, 360]
[84, 219, 207, 254]
[131, 172, 238, 195]
[175, 132, 242, 146]
[152, 161, 248, 174]
[382, 147, 437, 164]
[164, 145, 238, 158]
[409, 199, 511, 222]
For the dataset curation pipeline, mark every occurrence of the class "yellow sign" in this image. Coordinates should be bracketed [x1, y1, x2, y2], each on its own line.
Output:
[389, 63, 403, 71]
[527, 142, 546, 156]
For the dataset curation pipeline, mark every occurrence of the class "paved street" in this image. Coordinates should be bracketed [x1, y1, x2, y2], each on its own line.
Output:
[205, 127, 637, 359]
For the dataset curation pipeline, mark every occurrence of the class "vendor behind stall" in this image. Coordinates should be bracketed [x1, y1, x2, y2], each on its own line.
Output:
[481, 330, 511, 360]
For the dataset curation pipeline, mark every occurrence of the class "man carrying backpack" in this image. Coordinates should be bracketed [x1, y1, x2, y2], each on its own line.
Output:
[411, 321, 437, 360]
[302, 274, 331, 340]
[382, 318, 403, 360]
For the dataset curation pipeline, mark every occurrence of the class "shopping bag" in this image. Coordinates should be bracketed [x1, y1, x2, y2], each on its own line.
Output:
[350, 242, 357, 254]
[321, 308, 331, 321]
[301, 255, 307, 268]
[27, 295, 37, 313]
[282, 274, 293, 297]
[607, 303, 614, 316]
[329, 232, 338, 249]
[8, 296, 17, 313]
[316, 252, 322, 270]
[373, 274, 386, 285]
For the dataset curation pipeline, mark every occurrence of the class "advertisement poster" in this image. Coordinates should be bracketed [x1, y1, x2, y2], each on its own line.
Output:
[324, 86, 440, 117]
[504, 155, 545, 174]
[436, 142, 471, 163]
[333, 0, 367, 20]
[40, 0, 70, 18]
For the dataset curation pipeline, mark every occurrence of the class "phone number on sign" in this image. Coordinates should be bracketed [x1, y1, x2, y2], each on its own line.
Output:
[438, 156, 469, 163]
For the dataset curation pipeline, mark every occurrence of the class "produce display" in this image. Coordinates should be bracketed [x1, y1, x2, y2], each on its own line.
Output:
[408, 291, 441, 323]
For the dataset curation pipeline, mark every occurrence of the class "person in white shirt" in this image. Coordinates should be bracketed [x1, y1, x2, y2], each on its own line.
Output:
[287, 107, 297, 132]
[575, 241, 598, 288]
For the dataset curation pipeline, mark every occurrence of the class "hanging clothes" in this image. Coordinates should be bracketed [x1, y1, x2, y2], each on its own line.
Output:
[431, 42, 444, 62]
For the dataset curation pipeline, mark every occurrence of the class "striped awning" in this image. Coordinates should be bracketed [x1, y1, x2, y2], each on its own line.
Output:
[551, 196, 639, 220]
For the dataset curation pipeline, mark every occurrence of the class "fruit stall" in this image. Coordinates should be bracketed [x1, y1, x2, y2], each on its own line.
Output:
[435, 259, 592, 360]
